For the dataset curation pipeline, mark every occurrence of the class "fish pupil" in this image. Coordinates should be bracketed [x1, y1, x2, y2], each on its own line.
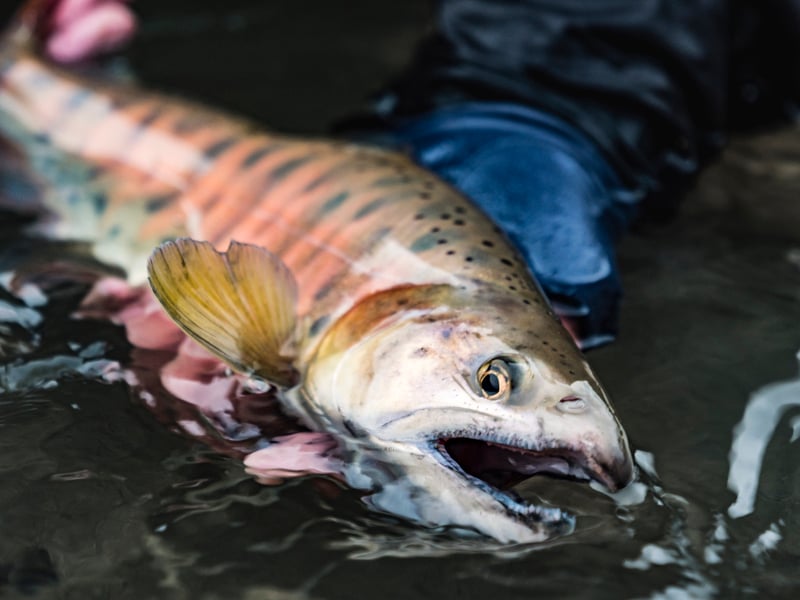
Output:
[481, 373, 500, 395]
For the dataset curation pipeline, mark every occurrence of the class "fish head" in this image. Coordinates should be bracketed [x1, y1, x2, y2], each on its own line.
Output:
[304, 284, 634, 542]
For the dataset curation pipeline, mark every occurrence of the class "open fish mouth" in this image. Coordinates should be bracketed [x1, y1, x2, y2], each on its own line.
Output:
[433, 436, 626, 529]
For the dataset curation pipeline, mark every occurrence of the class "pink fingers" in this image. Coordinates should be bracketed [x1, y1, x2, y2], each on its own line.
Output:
[46, 1, 137, 63]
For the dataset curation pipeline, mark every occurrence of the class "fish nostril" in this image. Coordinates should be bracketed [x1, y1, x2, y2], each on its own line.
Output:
[557, 395, 586, 414]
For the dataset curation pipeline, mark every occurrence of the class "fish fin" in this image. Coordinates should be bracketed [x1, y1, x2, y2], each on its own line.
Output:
[147, 238, 300, 387]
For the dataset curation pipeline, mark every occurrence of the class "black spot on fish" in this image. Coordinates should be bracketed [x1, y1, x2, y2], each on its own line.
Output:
[465, 256, 473, 262]
[523, 299, 531, 305]
[93, 194, 107, 214]
[138, 107, 163, 128]
[431, 227, 440, 233]
[243, 146, 274, 168]
[446, 250, 455, 255]
[410, 234, 438, 253]
[269, 156, 313, 180]
[454, 206, 466, 214]
[372, 175, 411, 188]
[482, 240, 494, 248]
[454, 219, 465, 226]
[437, 239, 448, 245]
[509, 285, 517, 291]
[355, 194, 396, 219]
[414, 213, 425, 220]
[440, 213, 451, 220]
[321, 191, 349, 214]
[420, 192, 431, 200]
[314, 279, 335, 302]
[146, 195, 172, 213]
[500, 258, 513, 266]
[205, 137, 236, 158]
[309, 315, 330, 336]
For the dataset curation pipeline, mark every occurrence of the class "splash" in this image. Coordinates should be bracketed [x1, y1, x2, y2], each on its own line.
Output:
[727, 350, 800, 519]
[0, 341, 120, 392]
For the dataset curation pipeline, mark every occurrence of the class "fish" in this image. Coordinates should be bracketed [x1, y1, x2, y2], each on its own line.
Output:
[0, 0, 634, 543]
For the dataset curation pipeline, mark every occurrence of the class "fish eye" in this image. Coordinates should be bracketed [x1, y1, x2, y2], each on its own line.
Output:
[477, 358, 512, 400]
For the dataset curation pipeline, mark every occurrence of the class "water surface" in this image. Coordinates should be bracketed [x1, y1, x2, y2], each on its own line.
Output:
[1, 1, 799, 598]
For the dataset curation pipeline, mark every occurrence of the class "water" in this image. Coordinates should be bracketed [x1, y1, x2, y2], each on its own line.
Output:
[2, 1, 800, 597]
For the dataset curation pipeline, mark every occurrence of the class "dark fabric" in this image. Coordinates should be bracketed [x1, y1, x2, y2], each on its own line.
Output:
[362, 0, 800, 215]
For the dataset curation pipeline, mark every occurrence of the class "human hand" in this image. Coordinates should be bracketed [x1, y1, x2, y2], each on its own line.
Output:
[44, 0, 137, 63]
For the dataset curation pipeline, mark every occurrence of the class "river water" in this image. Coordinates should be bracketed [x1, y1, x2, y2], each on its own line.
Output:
[1, 1, 799, 598]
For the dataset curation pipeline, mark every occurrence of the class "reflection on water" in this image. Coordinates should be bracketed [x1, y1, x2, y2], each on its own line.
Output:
[1, 0, 800, 598]
[728, 351, 800, 519]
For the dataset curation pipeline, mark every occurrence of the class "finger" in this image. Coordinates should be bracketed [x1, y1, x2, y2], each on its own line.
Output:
[50, 0, 132, 29]
[46, 2, 136, 63]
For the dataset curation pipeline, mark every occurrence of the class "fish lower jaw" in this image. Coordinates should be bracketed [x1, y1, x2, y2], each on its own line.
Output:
[431, 437, 578, 531]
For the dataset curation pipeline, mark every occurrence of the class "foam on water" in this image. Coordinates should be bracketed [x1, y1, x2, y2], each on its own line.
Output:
[727, 350, 800, 519]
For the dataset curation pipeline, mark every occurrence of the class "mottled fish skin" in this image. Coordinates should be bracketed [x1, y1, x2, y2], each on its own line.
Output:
[0, 50, 586, 380]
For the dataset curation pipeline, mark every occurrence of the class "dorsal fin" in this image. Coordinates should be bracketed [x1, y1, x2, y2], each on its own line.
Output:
[147, 238, 299, 387]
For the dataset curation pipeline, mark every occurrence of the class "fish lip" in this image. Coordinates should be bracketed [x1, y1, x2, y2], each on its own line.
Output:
[429, 437, 575, 529]
[429, 432, 629, 527]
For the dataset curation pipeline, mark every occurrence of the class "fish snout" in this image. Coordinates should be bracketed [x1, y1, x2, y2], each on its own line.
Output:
[549, 392, 634, 492]
[599, 450, 635, 492]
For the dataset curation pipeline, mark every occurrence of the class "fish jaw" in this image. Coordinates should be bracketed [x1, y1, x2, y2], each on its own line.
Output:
[345, 439, 575, 543]
[300, 286, 634, 542]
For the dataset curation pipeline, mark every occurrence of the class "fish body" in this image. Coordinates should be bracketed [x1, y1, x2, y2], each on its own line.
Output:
[0, 1, 633, 542]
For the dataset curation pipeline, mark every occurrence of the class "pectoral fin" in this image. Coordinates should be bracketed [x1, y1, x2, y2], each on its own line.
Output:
[147, 238, 299, 387]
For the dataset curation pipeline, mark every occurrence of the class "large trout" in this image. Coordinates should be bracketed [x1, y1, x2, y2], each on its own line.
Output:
[0, 0, 633, 543]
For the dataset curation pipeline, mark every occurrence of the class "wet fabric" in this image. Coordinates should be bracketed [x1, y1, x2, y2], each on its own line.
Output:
[370, 0, 800, 215]
[339, 0, 800, 347]
[366, 102, 638, 349]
